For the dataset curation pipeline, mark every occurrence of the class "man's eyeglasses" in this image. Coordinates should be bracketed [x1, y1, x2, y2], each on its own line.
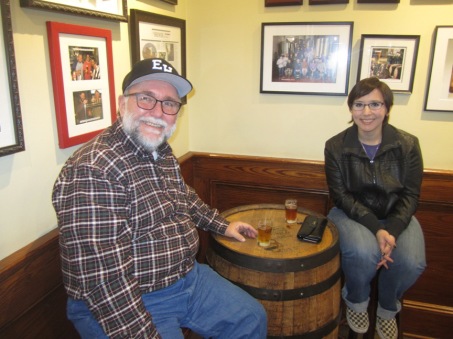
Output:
[124, 92, 182, 115]
[352, 101, 385, 112]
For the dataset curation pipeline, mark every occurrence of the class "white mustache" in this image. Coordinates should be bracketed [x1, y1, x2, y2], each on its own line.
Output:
[138, 116, 168, 129]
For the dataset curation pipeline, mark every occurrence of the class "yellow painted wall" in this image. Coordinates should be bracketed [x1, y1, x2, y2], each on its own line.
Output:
[0, 0, 189, 260]
[1, 0, 452, 259]
[186, 0, 453, 169]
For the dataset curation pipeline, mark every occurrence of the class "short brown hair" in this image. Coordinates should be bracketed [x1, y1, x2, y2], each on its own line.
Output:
[347, 77, 393, 124]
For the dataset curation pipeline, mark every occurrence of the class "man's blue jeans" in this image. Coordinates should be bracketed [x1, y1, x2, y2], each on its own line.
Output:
[328, 207, 426, 320]
[67, 261, 267, 338]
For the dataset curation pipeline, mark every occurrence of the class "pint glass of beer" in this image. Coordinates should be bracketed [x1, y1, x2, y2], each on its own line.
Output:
[257, 219, 272, 247]
[285, 199, 298, 224]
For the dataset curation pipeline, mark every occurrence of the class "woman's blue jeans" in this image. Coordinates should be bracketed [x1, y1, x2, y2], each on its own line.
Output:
[328, 208, 426, 320]
[67, 262, 267, 338]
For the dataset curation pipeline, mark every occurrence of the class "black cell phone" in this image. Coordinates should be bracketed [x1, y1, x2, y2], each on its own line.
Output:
[297, 215, 327, 244]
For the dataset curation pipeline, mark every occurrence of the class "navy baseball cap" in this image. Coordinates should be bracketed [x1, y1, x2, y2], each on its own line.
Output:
[122, 58, 192, 97]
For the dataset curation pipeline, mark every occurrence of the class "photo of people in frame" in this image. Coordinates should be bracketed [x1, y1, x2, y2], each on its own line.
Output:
[69, 46, 101, 81]
[141, 41, 174, 61]
[368, 47, 406, 80]
[73, 89, 103, 125]
[142, 42, 158, 59]
[271, 34, 339, 84]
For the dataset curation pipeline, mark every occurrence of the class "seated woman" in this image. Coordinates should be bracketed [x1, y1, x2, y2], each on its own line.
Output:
[324, 77, 426, 339]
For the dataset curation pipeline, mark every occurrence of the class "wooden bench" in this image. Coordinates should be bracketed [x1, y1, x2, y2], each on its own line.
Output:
[0, 228, 78, 338]
[0, 228, 195, 338]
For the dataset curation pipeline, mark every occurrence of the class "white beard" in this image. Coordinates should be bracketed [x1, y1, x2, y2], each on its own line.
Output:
[122, 106, 177, 152]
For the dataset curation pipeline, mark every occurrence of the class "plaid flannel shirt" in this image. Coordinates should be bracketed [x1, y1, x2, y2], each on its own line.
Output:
[52, 120, 228, 338]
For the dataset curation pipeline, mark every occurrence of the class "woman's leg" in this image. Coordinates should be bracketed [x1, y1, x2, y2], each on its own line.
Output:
[377, 216, 426, 319]
[328, 207, 381, 312]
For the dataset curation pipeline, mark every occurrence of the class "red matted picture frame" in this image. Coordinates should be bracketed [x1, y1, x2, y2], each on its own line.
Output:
[46, 22, 117, 148]
[265, 0, 302, 7]
[309, 0, 348, 4]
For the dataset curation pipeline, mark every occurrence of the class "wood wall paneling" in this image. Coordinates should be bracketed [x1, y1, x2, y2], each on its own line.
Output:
[0, 229, 78, 338]
[181, 152, 453, 338]
[1, 152, 452, 338]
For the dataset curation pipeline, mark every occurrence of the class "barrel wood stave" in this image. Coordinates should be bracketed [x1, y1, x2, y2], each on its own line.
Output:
[207, 204, 341, 338]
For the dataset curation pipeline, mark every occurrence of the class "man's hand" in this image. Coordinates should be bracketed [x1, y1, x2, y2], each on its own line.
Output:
[224, 221, 258, 242]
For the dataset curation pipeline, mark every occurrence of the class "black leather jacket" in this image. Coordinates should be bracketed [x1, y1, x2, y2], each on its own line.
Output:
[324, 124, 423, 239]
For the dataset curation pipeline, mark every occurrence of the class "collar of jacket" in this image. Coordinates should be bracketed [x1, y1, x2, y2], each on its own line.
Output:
[342, 123, 401, 157]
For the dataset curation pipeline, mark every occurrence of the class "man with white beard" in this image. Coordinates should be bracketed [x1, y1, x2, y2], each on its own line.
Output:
[52, 58, 267, 339]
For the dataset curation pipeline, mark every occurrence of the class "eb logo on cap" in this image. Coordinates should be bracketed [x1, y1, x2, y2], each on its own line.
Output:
[151, 59, 173, 73]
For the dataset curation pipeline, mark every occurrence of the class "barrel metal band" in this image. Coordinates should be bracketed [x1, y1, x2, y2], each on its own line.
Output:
[209, 235, 339, 272]
[232, 267, 340, 301]
[267, 312, 341, 339]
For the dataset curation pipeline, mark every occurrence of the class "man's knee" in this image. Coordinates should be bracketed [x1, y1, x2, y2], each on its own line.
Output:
[223, 296, 267, 338]
[242, 299, 267, 337]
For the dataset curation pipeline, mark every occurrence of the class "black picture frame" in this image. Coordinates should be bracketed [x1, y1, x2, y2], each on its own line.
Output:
[425, 26, 453, 112]
[0, 0, 25, 157]
[358, 0, 399, 3]
[129, 10, 187, 98]
[260, 21, 354, 96]
[357, 34, 420, 93]
[265, 0, 303, 6]
[309, 0, 348, 4]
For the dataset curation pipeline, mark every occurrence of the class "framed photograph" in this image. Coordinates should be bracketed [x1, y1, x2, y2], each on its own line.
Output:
[357, 34, 420, 93]
[358, 0, 399, 3]
[260, 22, 353, 96]
[265, 0, 302, 6]
[1, 0, 25, 157]
[46, 22, 117, 148]
[309, 0, 348, 4]
[425, 26, 453, 112]
[20, 0, 127, 22]
[129, 10, 186, 96]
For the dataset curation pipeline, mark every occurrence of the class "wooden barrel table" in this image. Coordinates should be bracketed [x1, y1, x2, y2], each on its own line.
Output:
[206, 204, 340, 338]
